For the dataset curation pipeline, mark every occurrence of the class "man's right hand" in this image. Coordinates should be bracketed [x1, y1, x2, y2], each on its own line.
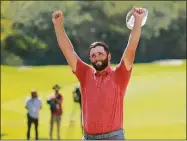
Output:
[52, 10, 64, 26]
[51, 10, 91, 74]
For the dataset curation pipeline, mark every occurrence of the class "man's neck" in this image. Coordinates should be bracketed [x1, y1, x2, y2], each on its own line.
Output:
[96, 69, 105, 74]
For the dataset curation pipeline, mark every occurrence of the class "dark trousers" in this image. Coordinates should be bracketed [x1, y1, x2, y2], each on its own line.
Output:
[27, 113, 38, 140]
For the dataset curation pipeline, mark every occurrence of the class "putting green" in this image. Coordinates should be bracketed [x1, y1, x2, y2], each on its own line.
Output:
[1, 62, 186, 139]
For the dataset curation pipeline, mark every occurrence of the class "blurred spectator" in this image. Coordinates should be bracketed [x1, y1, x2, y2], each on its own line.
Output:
[72, 86, 83, 132]
[47, 84, 63, 140]
[73, 86, 81, 109]
[25, 89, 42, 140]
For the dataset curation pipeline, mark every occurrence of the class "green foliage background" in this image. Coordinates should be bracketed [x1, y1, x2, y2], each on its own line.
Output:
[1, 1, 186, 66]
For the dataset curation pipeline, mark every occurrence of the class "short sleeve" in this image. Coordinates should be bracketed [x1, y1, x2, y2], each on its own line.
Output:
[25, 98, 29, 107]
[39, 98, 42, 106]
[60, 95, 63, 104]
[73, 58, 92, 85]
[115, 60, 132, 90]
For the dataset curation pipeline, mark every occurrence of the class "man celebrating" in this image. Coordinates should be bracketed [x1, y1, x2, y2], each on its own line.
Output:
[52, 7, 145, 140]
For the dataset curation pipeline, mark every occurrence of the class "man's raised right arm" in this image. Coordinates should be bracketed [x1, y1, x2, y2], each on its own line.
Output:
[52, 10, 77, 72]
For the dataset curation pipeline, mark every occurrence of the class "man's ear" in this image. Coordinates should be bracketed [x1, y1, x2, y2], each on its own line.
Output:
[108, 53, 111, 60]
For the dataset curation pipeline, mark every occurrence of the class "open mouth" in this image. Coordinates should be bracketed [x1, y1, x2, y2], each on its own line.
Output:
[96, 61, 102, 65]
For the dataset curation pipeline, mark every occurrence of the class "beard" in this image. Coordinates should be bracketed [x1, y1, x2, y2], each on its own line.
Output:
[91, 56, 108, 71]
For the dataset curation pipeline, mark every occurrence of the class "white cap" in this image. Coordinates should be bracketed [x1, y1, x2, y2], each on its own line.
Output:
[126, 8, 148, 30]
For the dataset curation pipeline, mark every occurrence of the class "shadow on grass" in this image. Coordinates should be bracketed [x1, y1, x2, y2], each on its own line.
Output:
[1, 133, 8, 137]
[39, 138, 50, 140]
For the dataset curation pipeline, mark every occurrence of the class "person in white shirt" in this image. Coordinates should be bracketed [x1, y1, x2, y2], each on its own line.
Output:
[25, 90, 42, 140]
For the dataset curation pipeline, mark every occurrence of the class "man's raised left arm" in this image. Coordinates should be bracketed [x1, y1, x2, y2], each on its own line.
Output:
[122, 7, 146, 71]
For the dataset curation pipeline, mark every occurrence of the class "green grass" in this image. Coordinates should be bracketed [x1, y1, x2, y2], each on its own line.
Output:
[1, 61, 186, 139]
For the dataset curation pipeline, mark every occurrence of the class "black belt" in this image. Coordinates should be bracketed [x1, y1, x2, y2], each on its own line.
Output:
[84, 129, 124, 140]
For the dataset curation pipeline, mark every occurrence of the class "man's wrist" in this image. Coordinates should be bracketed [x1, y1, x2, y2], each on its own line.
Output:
[135, 18, 143, 24]
[134, 19, 142, 28]
[54, 22, 63, 28]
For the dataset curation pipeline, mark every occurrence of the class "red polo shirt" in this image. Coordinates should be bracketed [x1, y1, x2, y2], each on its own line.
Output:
[73, 58, 132, 134]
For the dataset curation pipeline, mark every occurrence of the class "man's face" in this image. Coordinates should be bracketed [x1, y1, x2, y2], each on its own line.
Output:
[89, 46, 110, 71]
[31, 92, 37, 98]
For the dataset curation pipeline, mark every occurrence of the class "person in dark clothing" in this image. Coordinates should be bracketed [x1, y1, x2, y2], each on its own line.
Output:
[72, 86, 83, 132]
[73, 86, 82, 108]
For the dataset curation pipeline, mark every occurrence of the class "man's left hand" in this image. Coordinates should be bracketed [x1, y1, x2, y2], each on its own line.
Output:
[132, 7, 146, 22]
